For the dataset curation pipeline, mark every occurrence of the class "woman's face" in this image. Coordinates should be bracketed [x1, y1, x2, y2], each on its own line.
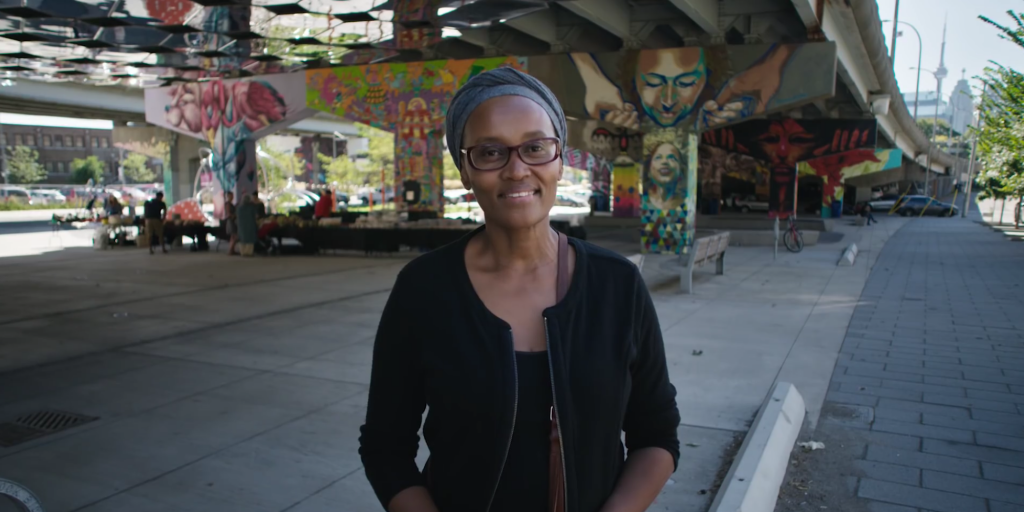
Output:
[461, 96, 562, 230]
[650, 143, 682, 185]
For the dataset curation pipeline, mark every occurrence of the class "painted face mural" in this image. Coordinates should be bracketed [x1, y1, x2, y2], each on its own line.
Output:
[634, 48, 707, 128]
[644, 142, 685, 211]
[702, 119, 878, 218]
[756, 119, 818, 168]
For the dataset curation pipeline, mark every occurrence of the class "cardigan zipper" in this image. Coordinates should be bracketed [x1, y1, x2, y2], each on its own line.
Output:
[485, 328, 518, 512]
[544, 317, 568, 512]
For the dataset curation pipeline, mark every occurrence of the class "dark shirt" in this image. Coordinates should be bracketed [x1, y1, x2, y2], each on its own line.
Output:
[491, 351, 552, 512]
[359, 226, 680, 512]
[143, 199, 166, 220]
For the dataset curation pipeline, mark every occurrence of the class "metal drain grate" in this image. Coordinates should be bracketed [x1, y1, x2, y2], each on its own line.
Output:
[0, 410, 99, 448]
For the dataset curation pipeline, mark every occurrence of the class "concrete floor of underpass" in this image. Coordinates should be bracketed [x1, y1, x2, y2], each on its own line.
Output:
[0, 215, 906, 512]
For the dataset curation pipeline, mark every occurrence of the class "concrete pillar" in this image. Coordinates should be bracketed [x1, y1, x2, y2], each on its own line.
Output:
[855, 186, 872, 206]
[168, 134, 205, 204]
[395, 122, 445, 212]
[640, 128, 698, 254]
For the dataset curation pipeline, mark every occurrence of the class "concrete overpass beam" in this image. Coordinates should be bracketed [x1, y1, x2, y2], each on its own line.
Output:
[504, 8, 559, 44]
[667, 0, 720, 35]
[561, 0, 634, 44]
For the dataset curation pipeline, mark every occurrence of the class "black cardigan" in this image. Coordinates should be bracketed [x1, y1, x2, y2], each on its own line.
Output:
[359, 229, 681, 512]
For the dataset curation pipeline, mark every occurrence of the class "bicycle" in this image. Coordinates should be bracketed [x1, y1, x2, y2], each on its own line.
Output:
[0, 478, 44, 511]
[783, 215, 804, 253]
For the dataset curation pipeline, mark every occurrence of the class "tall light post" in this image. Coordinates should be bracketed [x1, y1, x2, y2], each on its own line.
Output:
[963, 82, 987, 218]
[889, 0, 901, 64]
[911, 66, 947, 197]
[883, 20, 923, 120]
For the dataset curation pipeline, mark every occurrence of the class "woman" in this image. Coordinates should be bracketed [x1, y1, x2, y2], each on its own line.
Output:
[314, 189, 334, 219]
[223, 191, 238, 255]
[236, 192, 259, 257]
[360, 68, 680, 512]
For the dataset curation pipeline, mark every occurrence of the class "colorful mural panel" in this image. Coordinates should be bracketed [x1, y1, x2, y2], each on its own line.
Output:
[641, 131, 698, 254]
[306, 56, 523, 211]
[703, 119, 877, 218]
[528, 43, 837, 132]
[612, 158, 640, 218]
[144, 73, 312, 200]
[798, 148, 903, 217]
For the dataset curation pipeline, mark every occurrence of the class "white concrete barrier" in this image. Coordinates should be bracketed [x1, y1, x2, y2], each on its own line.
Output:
[838, 243, 859, 266]
[708, 382, 806, 512]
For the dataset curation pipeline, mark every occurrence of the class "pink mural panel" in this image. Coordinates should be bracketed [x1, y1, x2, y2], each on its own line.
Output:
[144, 73, 313, 200]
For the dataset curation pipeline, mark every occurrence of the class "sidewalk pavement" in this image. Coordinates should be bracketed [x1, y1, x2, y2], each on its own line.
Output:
[0, 216, 903, 511]
[777, 212, 1024, 512]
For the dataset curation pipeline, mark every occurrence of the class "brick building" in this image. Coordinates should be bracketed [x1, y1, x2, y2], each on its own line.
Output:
[0, 123, 132, 184]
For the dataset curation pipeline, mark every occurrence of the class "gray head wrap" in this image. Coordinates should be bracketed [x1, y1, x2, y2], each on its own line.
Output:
[445, 67, 567, 171]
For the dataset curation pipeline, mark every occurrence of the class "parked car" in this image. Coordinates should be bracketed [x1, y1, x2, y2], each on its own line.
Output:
[728, 194, 769, 213]
[870, 194, 927, 212]
[357, 189, 395, 206]
[29, 189, 67, 205]
[0, 187, 33, 204]
[895, 196, 959, 217]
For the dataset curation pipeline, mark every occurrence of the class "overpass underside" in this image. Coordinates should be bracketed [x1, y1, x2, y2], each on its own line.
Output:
[0, 0, 953, 253]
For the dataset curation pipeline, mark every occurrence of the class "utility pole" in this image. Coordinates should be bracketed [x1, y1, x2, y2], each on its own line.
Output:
[924, 16, 949, 197]
[889, 0, 901, 64]
[962, 82, 987, 218]
[0, 121, 7, 185]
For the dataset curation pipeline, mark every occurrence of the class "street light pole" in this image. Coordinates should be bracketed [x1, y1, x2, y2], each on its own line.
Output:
[883, 20, 923, 120]
[962, 82, 987, 218]
[889, 0, 900, 64]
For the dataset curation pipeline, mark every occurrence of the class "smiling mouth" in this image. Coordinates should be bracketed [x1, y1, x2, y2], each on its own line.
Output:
[499, 190, 540, 199]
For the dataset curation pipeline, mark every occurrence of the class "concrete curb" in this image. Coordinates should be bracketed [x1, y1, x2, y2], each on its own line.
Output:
[708, 382, 806, 512]
[838, 243, 859, 266]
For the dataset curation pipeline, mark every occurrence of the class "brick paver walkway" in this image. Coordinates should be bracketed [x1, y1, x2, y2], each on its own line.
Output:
[820, 216, 1024, 512]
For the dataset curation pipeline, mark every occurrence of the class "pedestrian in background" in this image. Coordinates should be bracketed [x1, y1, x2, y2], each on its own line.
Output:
[224, 191, 238, 256]
[863, 203, 877, 226]
[143, 192, 167, 254]
[237, 192, 259, 257]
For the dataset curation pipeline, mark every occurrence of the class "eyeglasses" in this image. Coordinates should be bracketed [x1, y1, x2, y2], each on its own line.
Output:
[461, 137, 561, 171]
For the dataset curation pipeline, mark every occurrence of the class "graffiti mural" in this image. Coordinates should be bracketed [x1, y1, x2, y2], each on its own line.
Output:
[698, 145, 769, 205]
[529, 43, 837, 132]
[523, 42, 836, 250]
[306, 57, 523, 211]
[144, 73, 312, 200]
[798, 148, 902, 217]
[612, 158, 641, 218]
[703, 119, 877, 218]
[641, 130, 698, 254]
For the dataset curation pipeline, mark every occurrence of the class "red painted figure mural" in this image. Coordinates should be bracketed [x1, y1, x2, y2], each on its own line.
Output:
[703, 119, 877, 218]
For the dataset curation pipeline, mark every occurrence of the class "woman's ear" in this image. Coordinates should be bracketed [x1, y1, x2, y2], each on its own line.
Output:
[460, 160, 472, 191]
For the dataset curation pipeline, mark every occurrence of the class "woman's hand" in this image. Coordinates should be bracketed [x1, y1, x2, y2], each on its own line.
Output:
[388, 486, 440, 512]
[598, 447, 676, 512]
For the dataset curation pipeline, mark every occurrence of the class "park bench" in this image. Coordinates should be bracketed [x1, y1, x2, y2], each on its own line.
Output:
[680, 231, 730, 294]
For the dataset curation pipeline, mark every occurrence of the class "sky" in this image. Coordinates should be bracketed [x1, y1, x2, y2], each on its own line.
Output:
[877, 0, 1024, 99]
[0, 113, 113, 129]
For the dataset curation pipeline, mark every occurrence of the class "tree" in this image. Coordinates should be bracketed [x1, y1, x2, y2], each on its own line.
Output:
[121, 152, 155, 183]
[359, 124, 395, 189]
[442, 147, 461, 181]
[917, 118, 961, 139]
[6, 146, 46, 183]
[976, 6, 1024, 226]
[256, 145, 305, 190]
[318, 153, 366, 191]
[71, 155, 106, 185]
